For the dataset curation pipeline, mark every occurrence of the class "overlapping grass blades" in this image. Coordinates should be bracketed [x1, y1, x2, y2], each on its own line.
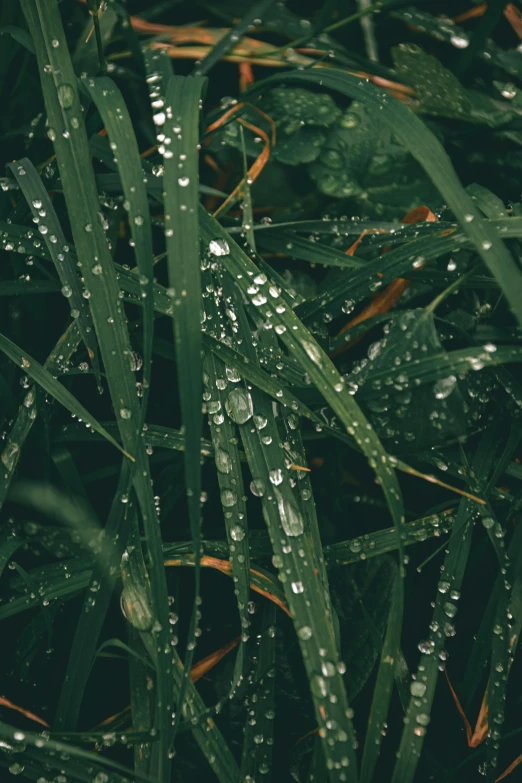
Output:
[200, 207, 405, 552]
[390, 429, 498, 783]
[0, 330, 126, 458]
[0, 321, 81, 508]
[6, 158, 101, 386]
[20, 0, 173, 776]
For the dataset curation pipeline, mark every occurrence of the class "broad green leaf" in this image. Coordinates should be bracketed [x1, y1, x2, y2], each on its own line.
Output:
[309, 102, 438, 217]
[248, 69, 522, 328]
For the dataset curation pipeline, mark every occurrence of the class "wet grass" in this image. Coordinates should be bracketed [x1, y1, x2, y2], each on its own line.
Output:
[1, 1, 522, 782]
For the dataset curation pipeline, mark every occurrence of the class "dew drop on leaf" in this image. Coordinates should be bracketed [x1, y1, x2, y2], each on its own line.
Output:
[225, 388, 253, 424]
[209, 239, 230, 257]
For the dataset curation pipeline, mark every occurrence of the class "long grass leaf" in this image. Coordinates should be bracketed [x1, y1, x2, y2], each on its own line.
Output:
[6, 158, 101, 384]
[192, 0, 278, 77]
[162, 72, 207, 737]
[0, 321, 81, 509]
[360, 571, 403, 782]
[20, 2, 173, 775]
[0, 330, 128, 458]
[82, 76, 154, 419]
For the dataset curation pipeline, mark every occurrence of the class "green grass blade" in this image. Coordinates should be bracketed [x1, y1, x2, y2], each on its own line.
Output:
[203, 352, 251, 634]
[6, 158, 101, 385]
[122, 533, 243, 783]
[54, 461, 132, 730]
[0, 330, 128, 458]
[241, 605, 277, 780]
[192, 0, 278, 77]
[360, 571, 403, 783]
[162, 73, 207, 732]
[82, 76, 154, 419]
[0, 321, 81, 509]
[390, 428, 501, 783]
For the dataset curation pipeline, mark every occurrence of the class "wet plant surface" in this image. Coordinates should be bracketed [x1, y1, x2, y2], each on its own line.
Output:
[2, 1, 522, 781]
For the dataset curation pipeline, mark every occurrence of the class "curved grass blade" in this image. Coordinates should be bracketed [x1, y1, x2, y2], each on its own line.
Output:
[325, 510, 456, 568]
[162, 72, 207, 739]
[54, 461, 132, 731]
[0, 330, 129, 458]
[0, 321, 81, 510]
[203, 352, 251, 658]
[128, 625, 153, 774]
[20, 2, 173, 775]
[241, 605, 277, 781]
[6, 158, 101, 385]
[164, 555, 289, 616]
[83, 76, 154, 420]
[360, 571, 403, 783]
[121, 538, 243, 783]
[390, 428, 501, 783]
[296, 229, 465, 324]
[0, 721, 155, 783]
[114, 268, 488, 504]
[249, 69, 522, 328]
[192, 0, 277, 77]
[258, 231, 365, 269]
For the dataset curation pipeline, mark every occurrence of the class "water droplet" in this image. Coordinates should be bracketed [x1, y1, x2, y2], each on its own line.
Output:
[221, 489, 237, 507]
[433, 375, 457, 400]
[298, 626, 313, 641]
[311, 675, 328, 698]
[302, 339, 323, 365]
[269, 468, 283, 486]
[178, 177, 190, 187]
[450, 34, 469, 49]
[230, 524, 245, 541]
[225, 388, 253, 424]
[57, 82, 74, 109]
[209, 239, 230, 257]
[215, 447, 232, 474]
[275, 489, 304, 537]
[119, 408, 132, 419]
[410, 681, 427, 697]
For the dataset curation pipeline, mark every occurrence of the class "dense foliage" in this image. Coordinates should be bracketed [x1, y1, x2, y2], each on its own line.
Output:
[2, 1, 522, 782]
